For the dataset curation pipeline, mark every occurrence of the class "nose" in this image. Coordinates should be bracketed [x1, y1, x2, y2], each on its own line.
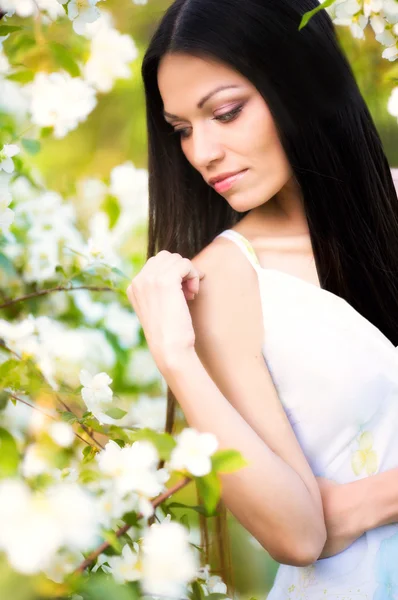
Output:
[189, 123, 225, 169]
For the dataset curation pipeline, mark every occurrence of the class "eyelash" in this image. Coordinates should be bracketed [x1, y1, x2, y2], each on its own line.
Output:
[170, 104, 244, 139]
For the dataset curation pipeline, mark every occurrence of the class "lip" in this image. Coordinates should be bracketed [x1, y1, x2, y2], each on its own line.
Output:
[211, 169, 248, 193]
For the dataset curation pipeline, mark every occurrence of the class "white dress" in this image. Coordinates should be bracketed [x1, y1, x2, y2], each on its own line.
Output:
[215, 229, 398, 600]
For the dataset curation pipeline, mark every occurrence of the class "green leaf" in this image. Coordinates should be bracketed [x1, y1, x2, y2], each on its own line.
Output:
[0, 26, 24, 35]
[60, 410, 78, 424]
[82, 445, 98, 463]
[0, 428, 19, 477]
[122, 511, 139, 527]
[167, 501, 208, 516]
[0, 252, 17, 277]
[180, 513, 190, 532]
[40, 126, 54, 138]
[55, 264, 68, 278]
[299, 0, 337, 30]
[195, 471, 221, 516]
[110, 266, 130, 280]
[129, 428, 176, 460]
[80, 573, 139, 600]
[191, 581, 206, 600]
[6, 70, 35, 84]
[102, 530, 123, 553]
[211, 449, 249, 474]
[21, 138, 41, 155]
[104, 407, 127, 420]
[49, 41, 80, 77]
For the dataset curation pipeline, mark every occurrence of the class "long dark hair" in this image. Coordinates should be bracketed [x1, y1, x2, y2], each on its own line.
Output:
[141, 0, 398, 593]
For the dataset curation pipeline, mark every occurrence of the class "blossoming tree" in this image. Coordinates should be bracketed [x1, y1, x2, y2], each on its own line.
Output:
[0, 1, 397, 599]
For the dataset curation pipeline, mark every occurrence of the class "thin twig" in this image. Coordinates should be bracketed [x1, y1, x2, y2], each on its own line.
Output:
[56, 395, 105, 451]
[0, 341, 105, 450]
[8, 392, 91, 447]
[75, 476, 193, 573]
[0, 285, 115, 310]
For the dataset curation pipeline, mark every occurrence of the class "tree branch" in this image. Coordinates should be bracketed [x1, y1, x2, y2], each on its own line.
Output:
[74, 476, 193, 573]
[0, 285, 115, 310]
[8, 392, 92, 448]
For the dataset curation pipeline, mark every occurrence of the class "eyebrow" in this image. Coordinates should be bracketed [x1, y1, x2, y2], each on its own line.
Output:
[163, 84, 242, 120]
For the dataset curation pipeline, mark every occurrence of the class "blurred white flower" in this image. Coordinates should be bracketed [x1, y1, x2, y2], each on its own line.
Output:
[21, 443, 52, 478]
[109, 161, 149, 229]
[141, 520, 199, 597]
[0, 479, 99, 574]
[43, 549, 85, 583]
[48, 421, 75, 447]
[46, 482, 100, 549]
[103, 302, 141, 348]
[73, 289, 107, 324]
[96, 486, 141, 529]
[383, 44, 398, 59]
[168, 428, 219, 477]
[363, 0, 383, 17]
[0, 78, 30, 119]
[23, 71, 97, 138]
[0, 181, 14, 234]
[0, 0, 64, 18]
[82, 211, 121, 267]
[106, 543, 141, 584]
[96, 439, 169, 498]
[0, 315, 36, 353]
[125, 348, 161, 386]
[80, 369, 115, 425]
[0, 144, 19, 174]
[83, 15, 138, 92]
[0, 48, 10, 74]
[65, 0, 102, 35]
[23, 238, 59, 283]
[388, 86, 398, 119]
[370, 14, 386, 33]
[118, 394, 167, 431]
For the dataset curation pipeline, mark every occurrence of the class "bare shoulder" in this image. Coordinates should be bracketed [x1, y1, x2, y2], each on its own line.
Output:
[189, 233, 264, 353]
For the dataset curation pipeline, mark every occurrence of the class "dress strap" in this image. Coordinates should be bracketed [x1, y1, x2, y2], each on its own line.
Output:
[214, 229, 261, 270]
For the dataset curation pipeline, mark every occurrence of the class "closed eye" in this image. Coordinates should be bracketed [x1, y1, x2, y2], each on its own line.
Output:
[169, 103, 244, 140]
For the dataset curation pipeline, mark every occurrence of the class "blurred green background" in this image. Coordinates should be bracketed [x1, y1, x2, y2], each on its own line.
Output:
[28, 2, 398, 597]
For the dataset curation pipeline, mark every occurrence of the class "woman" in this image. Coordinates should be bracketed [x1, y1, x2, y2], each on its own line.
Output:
[126, 0, 398, 596]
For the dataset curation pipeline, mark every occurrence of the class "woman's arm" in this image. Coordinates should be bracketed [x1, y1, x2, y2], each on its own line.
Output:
[161, 244, 327, 567]
[317, 469, 398, 558]
[165, 350, 326, 566]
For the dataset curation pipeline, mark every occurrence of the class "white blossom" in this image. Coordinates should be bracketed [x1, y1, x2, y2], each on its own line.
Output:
[103, 302, 141, 348]
[0, 144, 19, 174]
[48, 421, 75, 447]
[141, 520, 199, 597]
[125, 347, 161, 386]
[168, 428, 219, 477]
[388, 86, 398, 119]
[106, 543, 141, 584]
[23, 71, 97, 138]
[0, 181, 14, 233]
[83, 15, 138, 92]
[0, 0, 64, 18]
[80, 369, 115, 425]
[96, 439, 169, 498]
[65, 0, 102, 35]
[118, 394, 167, 431]
[0, 479, 99, 574]
[21, 444, 52, 478]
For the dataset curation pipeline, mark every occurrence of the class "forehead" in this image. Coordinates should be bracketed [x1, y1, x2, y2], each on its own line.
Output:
[157, 53, 250, 104]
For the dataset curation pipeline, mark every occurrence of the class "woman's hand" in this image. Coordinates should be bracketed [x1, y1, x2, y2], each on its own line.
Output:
[316, 477, 363, 559]
[126, 250, 205, 373]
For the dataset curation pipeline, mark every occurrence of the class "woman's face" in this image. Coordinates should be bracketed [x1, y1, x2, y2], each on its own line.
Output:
[157, 52, 293, 213]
